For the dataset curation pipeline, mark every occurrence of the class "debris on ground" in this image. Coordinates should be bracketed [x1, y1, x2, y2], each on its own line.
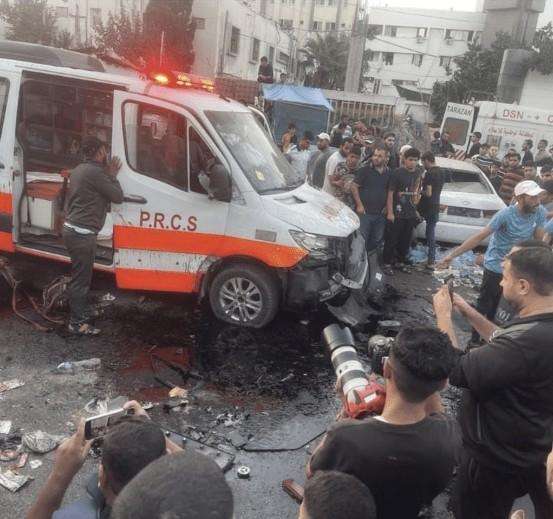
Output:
[0, 470, 32, 492]
[9, 453, 28, 470]
[22, 431, 65, 454]
[237, 465, 251, 479]
[84, 398, 108, 415]
[29, 460, 42, 470]
[55, 358, 101, 374]
[0, 379, 25, 394]
[227, 430, 248, 449]
[0, 421, 12, 434]
[168, 386, 188, 399]
[0, 433, 22, 461]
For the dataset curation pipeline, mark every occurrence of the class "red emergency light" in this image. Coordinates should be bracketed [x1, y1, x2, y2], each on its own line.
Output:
[147, 68, 215, 93]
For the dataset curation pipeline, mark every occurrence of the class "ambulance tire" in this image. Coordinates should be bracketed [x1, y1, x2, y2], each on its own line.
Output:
[209, 263, 280, 328]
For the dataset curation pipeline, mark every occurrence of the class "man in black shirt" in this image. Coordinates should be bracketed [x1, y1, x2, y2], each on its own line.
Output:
[434, 247, 553, 519]
[308, 326, 460, 519]
[257, 56, 274, 84]
[522, 138, 534, 165]
[382, 132, 399, 170]
[351, 146, 390, 252]
[439, 132, 455, 158]
[467, 132, 481, 158]
[419, 152, 444, 267]
[383, 147, 422, 269]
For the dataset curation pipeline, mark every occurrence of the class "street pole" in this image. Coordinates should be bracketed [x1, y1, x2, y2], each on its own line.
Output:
[160, 31, 166, 66]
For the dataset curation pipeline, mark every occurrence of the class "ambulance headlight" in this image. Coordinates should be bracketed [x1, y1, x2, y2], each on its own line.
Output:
[289, 231, 332, 260]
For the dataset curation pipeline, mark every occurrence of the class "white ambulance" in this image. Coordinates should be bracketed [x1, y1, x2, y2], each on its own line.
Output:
[0, 42, 371, 328]
[440, 100, 553, 158]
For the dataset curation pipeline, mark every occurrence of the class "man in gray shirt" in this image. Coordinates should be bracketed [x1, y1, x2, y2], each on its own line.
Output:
[307, 133, 334, 189]
[62, 137, 123, 335]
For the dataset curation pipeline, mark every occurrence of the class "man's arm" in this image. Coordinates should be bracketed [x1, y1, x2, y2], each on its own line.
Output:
[26, 421, 92, 519]
[452, 292, 499, 342]
[437, 226, 493, 269]
[433, 286, 460, 349]
[534, 226, 545, 241]
[547, 447, 553, 500]
[350, 183, 365, 214]
[386, 189, 394, 222]
[94, 157, 124, 204]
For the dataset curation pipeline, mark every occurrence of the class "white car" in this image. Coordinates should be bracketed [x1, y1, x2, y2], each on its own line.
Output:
[415, 157, 506, 245]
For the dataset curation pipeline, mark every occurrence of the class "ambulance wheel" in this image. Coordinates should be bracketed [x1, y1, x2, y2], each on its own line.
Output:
[209, 263, 280, 328]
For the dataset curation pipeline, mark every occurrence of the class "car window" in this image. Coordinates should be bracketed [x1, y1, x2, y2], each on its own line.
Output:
[441, 168, 492, 195]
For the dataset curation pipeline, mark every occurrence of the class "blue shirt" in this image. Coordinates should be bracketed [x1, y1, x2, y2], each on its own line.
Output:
[484, 205, 546, 274]
[545, 218, 553, 235]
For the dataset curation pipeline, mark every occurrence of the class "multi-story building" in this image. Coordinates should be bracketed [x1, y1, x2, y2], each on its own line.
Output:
[191, 0, 293, 81]
[363, 7, 485, 97]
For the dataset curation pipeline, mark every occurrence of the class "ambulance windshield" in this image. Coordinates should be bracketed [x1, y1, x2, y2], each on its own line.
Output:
[206, 111, 298, 194]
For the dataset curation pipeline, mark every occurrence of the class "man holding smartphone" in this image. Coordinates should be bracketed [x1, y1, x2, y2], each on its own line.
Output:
[26, 402, 174, 519]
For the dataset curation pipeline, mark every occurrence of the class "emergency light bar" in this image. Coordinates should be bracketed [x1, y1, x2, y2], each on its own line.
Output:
[147, 69, 215, 93]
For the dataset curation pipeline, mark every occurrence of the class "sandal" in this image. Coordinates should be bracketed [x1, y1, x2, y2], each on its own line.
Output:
[68, 323, 101, 336]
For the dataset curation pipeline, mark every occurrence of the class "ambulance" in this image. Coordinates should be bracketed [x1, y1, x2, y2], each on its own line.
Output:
[0, 42, 372, 328]
[440, 101, 553, 158]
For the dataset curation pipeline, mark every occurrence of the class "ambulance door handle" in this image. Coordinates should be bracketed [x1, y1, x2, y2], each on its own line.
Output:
[123, 194, 147, 204]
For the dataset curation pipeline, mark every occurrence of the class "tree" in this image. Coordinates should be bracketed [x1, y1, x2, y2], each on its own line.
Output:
[94, 0, 196, 72]
[0, 0, 59, 46]
[530, 23, 553, 75]
[430, 32, 519, 121]
[304, 33, 349, 90]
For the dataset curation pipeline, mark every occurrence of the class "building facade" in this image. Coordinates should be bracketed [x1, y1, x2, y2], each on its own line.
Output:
[191, 0, 293, 81]
[363, 7, 485, 97]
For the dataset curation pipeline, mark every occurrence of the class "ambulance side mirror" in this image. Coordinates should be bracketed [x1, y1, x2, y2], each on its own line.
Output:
[209, 164, 232, 203]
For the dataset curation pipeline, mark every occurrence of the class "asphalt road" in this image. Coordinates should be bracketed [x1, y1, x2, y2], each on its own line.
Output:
[0, 267, 535, 518]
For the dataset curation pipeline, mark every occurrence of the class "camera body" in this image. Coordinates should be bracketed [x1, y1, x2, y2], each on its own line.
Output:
[323, 324, 386, 419]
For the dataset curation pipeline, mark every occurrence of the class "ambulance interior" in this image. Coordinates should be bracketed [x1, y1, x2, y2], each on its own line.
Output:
[14, 72, 215, 264]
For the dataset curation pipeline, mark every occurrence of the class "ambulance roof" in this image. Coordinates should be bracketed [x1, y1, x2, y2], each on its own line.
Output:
[0, 52, 249, 114]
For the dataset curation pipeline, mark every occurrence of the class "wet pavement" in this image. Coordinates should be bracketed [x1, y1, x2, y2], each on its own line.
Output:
[0, 263, 533, 518]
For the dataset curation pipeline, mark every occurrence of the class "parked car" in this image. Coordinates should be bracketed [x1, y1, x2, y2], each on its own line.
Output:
[415, 157, 506, 245]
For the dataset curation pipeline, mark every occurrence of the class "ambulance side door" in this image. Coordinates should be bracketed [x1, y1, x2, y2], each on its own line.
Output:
[0, 71, 21, 251]
[111, 91, 230, 293]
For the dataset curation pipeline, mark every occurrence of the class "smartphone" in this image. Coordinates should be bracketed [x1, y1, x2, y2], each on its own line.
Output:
[84, 408, 127, 440]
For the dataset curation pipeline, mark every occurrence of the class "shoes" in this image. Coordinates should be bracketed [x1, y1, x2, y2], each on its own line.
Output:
[68, 322, 101, 336]
[382, 265, 394, 276]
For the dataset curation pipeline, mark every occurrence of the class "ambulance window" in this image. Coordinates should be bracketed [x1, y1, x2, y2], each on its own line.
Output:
[123, 101, 189, 191]
[188, 127, 214, 195]
[443, 117, 469, 146]
[0, 79, 9, 137]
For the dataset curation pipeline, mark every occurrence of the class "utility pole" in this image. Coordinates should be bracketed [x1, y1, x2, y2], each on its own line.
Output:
[344, 0, 366, 93]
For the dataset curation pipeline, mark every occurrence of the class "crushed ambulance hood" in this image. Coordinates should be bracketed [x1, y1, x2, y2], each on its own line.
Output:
[261, 184, 359, 237]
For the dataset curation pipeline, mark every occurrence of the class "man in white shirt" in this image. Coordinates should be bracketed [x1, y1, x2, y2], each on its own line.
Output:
[322, 138, 353, 196]
[285, 135, 313, 184]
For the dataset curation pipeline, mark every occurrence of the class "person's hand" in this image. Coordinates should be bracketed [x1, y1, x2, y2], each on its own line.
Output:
[387, 212, 395, 223]
[433, 285, 453, 319]
[123, 400, 150, 420]
[107, 156, 122, 177]
[452, 293, 472, 316]
[547, 450, 553, 500]
[511, 511, 526, 519]
[52, 420, 92, 483]
[436, 255, 453, 270]
[356, 203, 365, 215]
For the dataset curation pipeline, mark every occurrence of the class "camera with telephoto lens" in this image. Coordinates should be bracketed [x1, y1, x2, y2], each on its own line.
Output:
[323, 324, 386, 419]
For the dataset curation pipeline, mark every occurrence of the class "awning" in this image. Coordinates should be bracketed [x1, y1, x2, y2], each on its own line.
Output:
[262, 84, 333, 111]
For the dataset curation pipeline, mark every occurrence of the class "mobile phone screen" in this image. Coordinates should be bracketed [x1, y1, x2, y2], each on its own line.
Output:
[84, 409, 126, 439]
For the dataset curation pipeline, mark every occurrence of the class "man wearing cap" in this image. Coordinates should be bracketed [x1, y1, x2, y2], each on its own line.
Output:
[307, 133, 334, 189]
[63, 137, 123, 336]
[438, 180, 547, 344]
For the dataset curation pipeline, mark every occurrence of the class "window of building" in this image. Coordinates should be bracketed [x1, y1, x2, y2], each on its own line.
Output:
[251, 38, 260, 63]
[417, 27, 428, 39]
[328, 0, 336, 5]
[229, 26, 240, 55]
[90, 8, 102, 25]
[440, 56, 452, 68]
[288, 0, 295, 4]
[56, 6, 68, 17]
[384, 26, 397, 37]
[317, 0, 326, 5]
[300, 20, 304, 25]
[412, 54, 423, 67]
[325, 22, 336, 31]
[445, 29, 467, 41]
[193, 17, 206, 30]
[368, 24, 383, 35]
[392, 79, 404, 86]
[277, 51, 290, 65]
[312, 21, 322, 31]
[268, 45, 275, 63]
[366, 50, 380, 62]
[383, 52, 394, 65]
[279, 19, 293, 29]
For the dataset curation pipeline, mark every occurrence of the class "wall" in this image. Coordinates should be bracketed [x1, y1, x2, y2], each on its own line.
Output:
[520, 69, 553, 110]
[191, 0, 293, 81]
[364, 7, 485, 97]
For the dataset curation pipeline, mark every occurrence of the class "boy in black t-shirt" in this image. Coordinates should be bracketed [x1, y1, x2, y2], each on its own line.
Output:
[383, 147, 422, 269]
[308, 326, 460, 519]
[419, 152, 444, 267]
